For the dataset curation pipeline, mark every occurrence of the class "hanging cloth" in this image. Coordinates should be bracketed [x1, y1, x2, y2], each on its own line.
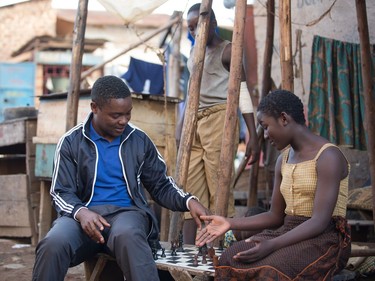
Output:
[122, 57, 164, 95]
[308, 35, 375, 150]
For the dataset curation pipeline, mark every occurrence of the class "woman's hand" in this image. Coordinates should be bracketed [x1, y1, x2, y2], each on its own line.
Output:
[234, 237, 275, 263]
[195, 215, 230, 246]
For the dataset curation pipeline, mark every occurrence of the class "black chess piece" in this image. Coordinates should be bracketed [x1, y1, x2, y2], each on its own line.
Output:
[171, 241, 178, 256]
[202, 254, 207, 264]
[208, 246, 215, 258]
[201, 243, 208, 256]
[193, 254, 199, 266]
[151, 241, 159, 260]
[177, 230, 185, 252]
[198, 245, 203, 256]
[161, 247, 166, 258]
[152, 248, 158, 260]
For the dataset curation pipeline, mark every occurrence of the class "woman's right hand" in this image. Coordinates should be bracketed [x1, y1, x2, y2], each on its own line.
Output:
[195, 215, 230, 246]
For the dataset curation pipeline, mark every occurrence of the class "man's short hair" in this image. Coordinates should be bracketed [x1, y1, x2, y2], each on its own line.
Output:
[91, 75, 131, 107]
[188, 3, 216, 22]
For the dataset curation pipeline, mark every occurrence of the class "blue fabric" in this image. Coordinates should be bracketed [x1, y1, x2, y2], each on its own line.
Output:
[122, 57, 164, 95]
[88, 123, 133, 207]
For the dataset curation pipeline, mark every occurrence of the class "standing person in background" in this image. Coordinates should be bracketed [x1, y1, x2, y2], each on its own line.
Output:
[179, 3, 260, 244]
[196, 90, 351, 280]
[32, 75, 210, 281]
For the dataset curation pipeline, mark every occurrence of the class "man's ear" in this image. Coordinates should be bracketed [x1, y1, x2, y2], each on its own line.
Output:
[91, 101, 98, 113]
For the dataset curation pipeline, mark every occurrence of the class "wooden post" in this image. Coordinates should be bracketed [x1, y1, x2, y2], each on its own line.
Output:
[261, 0, 275, 99]
[355, 0, 375, 231]
[159, 12, 183, 242]
[247, 0, 275, 208]
[215, 0, 247, 217]
[243, 4, 258, 98]
[80, 17, 181, 81]
[279, 0, 293, 91]
[168, 0, 213, 243]
[167, 11, 183, 99]
[66, 0, 89, 131]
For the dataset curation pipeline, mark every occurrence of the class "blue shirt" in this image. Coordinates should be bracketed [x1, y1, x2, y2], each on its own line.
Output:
[88, 123, 133, 207]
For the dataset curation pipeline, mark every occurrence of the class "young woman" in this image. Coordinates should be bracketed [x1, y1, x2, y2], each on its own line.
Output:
[196, 90, 351, 280]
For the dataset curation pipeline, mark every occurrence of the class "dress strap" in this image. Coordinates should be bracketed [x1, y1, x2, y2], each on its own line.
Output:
[282, 147, 291, 164]
[313, 143, 337, 161]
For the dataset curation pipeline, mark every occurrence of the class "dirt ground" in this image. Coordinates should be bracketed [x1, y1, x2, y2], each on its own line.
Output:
[0, 238, 85, 281]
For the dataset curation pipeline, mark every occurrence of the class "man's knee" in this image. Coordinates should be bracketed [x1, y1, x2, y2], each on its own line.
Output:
[36, 235, 70, 257]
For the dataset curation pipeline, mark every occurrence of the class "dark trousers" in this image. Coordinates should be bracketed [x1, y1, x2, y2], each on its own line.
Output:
[32, 206, 159, 281]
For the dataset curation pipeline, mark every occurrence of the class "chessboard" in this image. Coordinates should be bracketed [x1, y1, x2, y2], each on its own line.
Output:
[154, 243, 224, 276]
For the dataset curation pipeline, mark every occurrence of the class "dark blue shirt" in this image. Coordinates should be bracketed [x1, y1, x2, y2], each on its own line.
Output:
[88, 123, 133, 207]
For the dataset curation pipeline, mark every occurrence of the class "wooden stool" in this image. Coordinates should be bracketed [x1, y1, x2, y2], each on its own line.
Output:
[84, 253, 123, 281]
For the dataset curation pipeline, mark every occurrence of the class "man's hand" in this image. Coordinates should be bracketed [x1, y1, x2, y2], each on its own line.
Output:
[245, 131, 260, 165]
[188, 198, 211, 231]
[76, 208, 111, 243]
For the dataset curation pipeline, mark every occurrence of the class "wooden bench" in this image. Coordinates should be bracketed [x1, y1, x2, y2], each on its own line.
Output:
[84, 253, 123, 281]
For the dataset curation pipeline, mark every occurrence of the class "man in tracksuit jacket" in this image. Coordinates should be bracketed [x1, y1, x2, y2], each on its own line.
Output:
[32, 75, 209, 281]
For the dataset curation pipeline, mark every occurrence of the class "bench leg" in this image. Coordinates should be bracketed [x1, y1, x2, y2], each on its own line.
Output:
[84, 256, 108, 281]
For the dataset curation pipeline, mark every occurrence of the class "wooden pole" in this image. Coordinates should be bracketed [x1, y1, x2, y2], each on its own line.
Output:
[355, 0, 375, 231]
[247, 0, 275, 208]
[215, 0, 247, 217]
[167, 11, 183, 99]
[80, 17, 180, 81]
[279, 0, 293, 91]
[66, 0, 89, 131]
[168, 0, 213, 243]
[159, 12, 183, 242]
[261, 0, 275, 99]
[243, 4, 257, 97]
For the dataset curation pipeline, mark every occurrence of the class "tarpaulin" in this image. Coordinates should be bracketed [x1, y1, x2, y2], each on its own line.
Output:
[122, 57, 164, 95]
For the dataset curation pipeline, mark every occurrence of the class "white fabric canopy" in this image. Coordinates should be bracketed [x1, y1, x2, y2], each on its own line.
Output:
[97, 0, 168, 24]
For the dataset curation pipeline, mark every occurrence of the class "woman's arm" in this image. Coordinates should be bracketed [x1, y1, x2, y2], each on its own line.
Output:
[196, 154, 286, 245]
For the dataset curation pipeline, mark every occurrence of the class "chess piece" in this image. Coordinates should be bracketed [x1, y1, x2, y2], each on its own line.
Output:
[171, 241, 178, 256]
[208, 246, 215, 258]
[151, 241, 159, 260]
[202, 254, 207, 264]
[177, 230, 185, 252]
[201, 243, 208, 256]
[152, 248, 158, 260]
[161, 247, 166, 258]
[198, 245, 203, 256]
[193, 254, 199, 266]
